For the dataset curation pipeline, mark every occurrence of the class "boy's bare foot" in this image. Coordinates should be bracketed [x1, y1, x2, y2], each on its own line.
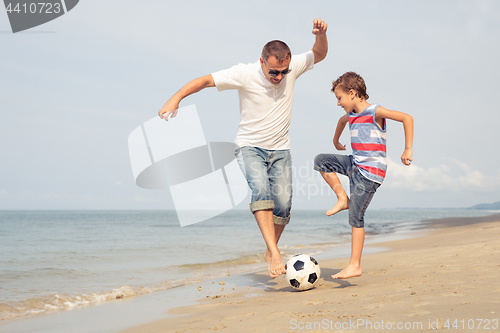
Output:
[326, 197, 350, 216]
[332, 264, 362, 279]
[265, 250, 286, 278]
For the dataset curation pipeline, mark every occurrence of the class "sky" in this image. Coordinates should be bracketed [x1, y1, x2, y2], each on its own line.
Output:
[1, 0, 500, 211]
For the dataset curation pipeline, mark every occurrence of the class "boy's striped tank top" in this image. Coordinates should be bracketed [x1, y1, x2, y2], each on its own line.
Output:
[348, 104, 387, 184]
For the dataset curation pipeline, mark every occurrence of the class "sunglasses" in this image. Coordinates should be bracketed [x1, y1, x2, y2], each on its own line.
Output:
[268, 68, 292, 77]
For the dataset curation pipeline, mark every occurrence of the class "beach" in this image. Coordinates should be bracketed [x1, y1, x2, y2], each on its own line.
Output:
[1, 213, 499, 333]
[118, 214, 500, 333]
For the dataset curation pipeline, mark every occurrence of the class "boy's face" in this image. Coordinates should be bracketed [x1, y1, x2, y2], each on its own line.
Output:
[334, 87, 355, 113]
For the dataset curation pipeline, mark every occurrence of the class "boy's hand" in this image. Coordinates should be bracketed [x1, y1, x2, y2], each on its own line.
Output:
[401, 148, 413, 166]
[334, 140, 346, 151]
[312, 19, 327, 36]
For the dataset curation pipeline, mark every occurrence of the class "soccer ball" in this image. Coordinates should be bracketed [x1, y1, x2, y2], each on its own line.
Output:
[285, 254, 321, 291]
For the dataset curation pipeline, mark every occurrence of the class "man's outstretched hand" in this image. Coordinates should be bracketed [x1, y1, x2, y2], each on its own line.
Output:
[158, 99, 179, 121]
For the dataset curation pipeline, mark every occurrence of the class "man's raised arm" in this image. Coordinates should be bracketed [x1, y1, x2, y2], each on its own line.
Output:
[158, 74, 215, 121]
[311, 18, 328, 64]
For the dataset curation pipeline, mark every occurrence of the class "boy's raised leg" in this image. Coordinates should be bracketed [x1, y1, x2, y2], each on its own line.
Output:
[319, 171, 350, 216]
[332, 226, 364, 279]
[254, 209, 286, 278]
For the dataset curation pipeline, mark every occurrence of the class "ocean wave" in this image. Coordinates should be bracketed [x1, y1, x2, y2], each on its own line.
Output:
[0, 280, 193, 322]
[0, 262, 259, 322]
[0, 286, 137, 321]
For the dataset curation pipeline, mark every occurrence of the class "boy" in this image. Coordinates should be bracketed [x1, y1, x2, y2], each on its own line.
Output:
[314, 72, 413, 279]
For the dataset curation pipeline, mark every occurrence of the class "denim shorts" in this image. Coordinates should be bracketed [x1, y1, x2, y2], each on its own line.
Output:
[235, 146, 292, 225]
[313, 154, 381, 228]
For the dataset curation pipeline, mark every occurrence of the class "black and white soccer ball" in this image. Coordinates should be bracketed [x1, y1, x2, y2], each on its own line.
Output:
[285, 254, 321, 291]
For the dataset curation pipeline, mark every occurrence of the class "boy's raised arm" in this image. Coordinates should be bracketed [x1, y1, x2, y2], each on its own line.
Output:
[333, 114, 348, 151]
[375, 106, 414, 166]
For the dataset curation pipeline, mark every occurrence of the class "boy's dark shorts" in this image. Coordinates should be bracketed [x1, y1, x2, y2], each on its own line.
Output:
[314, 154, 381, 228]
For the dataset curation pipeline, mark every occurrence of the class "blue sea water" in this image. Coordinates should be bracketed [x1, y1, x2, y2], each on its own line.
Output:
[0, 209, 497, 321]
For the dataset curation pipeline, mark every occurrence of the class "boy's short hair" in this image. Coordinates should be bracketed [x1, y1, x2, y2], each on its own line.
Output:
[261, 40, 291, 63]
[332, 72, 369, 100]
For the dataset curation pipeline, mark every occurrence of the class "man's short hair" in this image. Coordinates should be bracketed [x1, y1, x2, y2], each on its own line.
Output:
[261, 40, 291, 63]
[332, 72, 369, 100]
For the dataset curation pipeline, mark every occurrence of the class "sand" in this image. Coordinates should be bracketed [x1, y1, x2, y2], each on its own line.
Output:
[118, 214, 500, 333]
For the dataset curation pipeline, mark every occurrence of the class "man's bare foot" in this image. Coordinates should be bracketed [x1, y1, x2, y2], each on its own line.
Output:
[332, 264, 362, 279]
[265, 250, 286, 278]
[326, 197, 350, 216]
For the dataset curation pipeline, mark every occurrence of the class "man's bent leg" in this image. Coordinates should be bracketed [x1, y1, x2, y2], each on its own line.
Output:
[236, 147, 286, 278]
[264, 223, 286, 272]
[254, 209, 286, 278]
[264, 149, 292, 274]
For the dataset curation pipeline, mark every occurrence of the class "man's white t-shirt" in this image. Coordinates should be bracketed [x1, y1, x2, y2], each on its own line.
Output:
[211, 51, 315, 151]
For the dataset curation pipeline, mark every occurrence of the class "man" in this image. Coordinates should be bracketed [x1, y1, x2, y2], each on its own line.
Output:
[159, 19, 328, 278]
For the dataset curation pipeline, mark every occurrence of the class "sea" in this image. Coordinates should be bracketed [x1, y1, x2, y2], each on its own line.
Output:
[0, 209, 497, 322]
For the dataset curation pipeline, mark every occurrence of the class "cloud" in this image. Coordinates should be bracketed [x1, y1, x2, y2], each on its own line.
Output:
[384, 158, 500, 193]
